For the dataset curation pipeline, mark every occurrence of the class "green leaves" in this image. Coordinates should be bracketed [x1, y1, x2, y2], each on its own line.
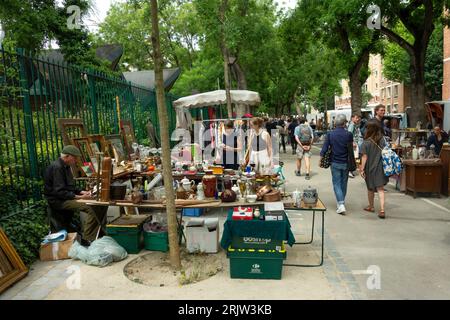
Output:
[0, 202, 48, 266]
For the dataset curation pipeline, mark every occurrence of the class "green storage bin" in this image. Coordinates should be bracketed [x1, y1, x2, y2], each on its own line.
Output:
[144, 231, 168, 252]
[106, 215, 150, 254]
[231, 236, 284, 251]
[226, 245, 287, 280]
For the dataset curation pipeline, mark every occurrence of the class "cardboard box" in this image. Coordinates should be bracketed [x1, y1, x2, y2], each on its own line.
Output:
[39, 233, 78, 261]
[186, 218, 219, 253]
[232, 207, 253, 220]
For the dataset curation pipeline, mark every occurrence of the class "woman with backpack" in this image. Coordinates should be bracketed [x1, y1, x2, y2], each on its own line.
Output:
[359, 120, 389, 219]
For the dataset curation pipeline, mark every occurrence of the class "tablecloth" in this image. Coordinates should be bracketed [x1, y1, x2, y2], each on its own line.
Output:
[220, 210, 296, 249]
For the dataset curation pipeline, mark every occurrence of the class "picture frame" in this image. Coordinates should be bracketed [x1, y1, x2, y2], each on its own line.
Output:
[0, 228, 28, 294]
[73, 137, 94, 164]
[88, 134, 110, 157]
[120, 120, 136, 158]
[57, 118, 88, 146]
[105, 134, 126, 163]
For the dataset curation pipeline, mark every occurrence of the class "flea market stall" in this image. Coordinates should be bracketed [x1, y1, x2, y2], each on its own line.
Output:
[391, 125, 443, 198]
[51, 89, 327, 279]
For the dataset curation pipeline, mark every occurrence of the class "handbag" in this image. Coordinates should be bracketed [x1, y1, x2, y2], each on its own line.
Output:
[369, 138, 403, 177]
[320, 134, 332, 169]
[347, 142, 357, 172]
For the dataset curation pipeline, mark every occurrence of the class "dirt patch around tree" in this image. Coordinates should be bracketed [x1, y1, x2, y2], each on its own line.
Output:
[123, 249, 225, 287]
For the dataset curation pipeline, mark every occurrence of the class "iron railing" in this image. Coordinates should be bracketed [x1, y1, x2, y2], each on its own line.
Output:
[0, 47, 177, 215]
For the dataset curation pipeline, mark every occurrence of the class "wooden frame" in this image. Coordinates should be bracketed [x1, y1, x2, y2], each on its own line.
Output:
[88, 134, 110, 157]
[57, 118, 88, 146]
[73, 137, 94, 164]
[0, 228, 28, 294]
[120, 120, 136, 158]
[105, 134, 126, 163]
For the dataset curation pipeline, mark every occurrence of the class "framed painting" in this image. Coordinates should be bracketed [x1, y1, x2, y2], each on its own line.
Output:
[57, 118, 88, 146]
[105, 134, 126, 163]
[73, 137, 95, 166]
[0, 228, 28, 294]
[120, 120, 136, 158]
[88, 134, 110, 157]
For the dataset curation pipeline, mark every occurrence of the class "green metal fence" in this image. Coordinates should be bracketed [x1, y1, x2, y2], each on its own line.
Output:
[0, 47, 177, 216]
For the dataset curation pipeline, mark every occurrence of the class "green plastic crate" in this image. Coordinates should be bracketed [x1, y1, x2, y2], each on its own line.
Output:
[106, 225, 144, 254]
[231, 236, 284, 251]
[144, 231, 168, 252]
[226, 246, 287, 280]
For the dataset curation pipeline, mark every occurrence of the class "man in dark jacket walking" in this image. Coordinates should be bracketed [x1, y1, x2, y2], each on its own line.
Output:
[319, 115, 353, 215]
[288, 118, 298, 154]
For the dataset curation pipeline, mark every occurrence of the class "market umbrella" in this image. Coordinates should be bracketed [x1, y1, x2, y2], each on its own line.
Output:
[173, 90, 261, 109]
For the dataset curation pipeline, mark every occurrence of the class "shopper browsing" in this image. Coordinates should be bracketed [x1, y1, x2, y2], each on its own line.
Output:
[295, 118, 314, 180]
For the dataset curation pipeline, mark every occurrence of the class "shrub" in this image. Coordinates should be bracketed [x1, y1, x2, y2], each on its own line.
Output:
[0, 201, 49, 266]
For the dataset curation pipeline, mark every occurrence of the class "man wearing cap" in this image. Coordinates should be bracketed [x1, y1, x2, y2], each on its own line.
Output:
[44, 145, 107, 245]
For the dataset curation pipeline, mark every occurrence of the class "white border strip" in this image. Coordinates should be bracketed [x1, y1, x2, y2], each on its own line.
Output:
[420, 198, 450, 214]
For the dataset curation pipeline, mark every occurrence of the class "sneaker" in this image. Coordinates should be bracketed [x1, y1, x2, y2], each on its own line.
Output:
[336, 204, 346, 215]
[305, 174, 311, 180]
[295, 170, 301, 177]
[349, 172, 355, 178]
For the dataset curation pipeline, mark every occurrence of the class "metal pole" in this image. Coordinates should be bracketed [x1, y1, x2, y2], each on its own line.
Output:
[17, 48, 39, 198]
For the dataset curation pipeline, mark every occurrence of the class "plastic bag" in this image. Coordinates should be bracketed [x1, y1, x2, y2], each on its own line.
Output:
[86, 252, 114, 267]
[88, 236, 128, 262]
[68, 236, 127, 267]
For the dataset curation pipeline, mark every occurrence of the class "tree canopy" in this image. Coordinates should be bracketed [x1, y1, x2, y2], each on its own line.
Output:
[1, 0, 448, 119]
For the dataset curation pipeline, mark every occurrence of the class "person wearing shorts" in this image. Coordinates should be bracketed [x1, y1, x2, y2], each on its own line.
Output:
[294, 118, 314, 180]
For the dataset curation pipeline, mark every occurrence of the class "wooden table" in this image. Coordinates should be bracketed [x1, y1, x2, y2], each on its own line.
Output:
[77, 198, 296, 209]
[403, 159, 442, 198]
[78, 197, 296, 247]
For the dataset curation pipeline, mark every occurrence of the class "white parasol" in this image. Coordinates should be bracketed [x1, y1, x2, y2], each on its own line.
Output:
[173, 89, 261, 109]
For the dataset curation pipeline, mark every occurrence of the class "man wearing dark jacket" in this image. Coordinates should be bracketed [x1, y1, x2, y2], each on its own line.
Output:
[320, 115, 353, 215]
[288, 118, 298, 154]
[44, 145, 107, 244]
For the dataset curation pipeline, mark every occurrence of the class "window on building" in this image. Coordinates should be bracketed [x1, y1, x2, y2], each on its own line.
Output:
[393, 104, 399, 113]
[381, 88, 385, 99]
[394, 85, 399, 98]
[387, 87, 391, 98]
[386, 105, 391, 113]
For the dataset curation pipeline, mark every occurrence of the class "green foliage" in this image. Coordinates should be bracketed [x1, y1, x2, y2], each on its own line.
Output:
[0, 201, 49, 267]
[96, 0, 200, 72]
[383, 23, 444, 101]
[425, 25, 444, 101]
[0, 0, 116, 74]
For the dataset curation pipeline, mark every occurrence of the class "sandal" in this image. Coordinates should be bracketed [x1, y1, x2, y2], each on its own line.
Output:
[378, 211, 386, 219]
[363, 206, 375, 213]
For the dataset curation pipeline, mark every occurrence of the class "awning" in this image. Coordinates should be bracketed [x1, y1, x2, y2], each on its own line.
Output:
[173, 90, 261, 109]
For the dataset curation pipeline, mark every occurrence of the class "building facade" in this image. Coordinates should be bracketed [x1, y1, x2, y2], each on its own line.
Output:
[443, 27, 450, 100]
[334, 54, 410, 114]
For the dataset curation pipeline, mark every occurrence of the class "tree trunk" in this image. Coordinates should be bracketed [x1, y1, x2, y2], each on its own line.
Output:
[408, 48, 428, 127]
[222, 49, 233, 117]
[231, 61, 248, 117]
[349, 49, 370, 117]
[150, 0, 181, 270]
[219, 0, 233, 118]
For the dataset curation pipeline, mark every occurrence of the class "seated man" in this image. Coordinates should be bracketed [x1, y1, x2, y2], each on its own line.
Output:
[44, 145, 107, 245]
[427, 126, 448, 155]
